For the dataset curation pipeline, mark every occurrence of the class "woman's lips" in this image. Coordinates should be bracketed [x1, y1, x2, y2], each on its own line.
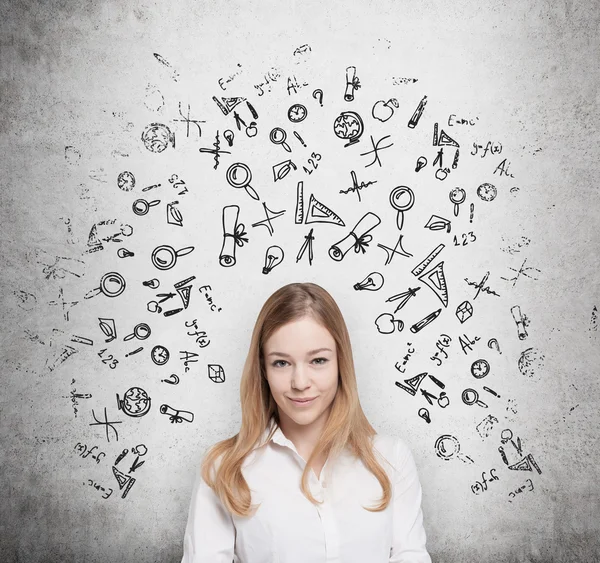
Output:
[289, 397, 316, 405]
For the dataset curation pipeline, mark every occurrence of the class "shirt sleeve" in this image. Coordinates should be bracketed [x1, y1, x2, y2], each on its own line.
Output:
[389, 438, 432, 563]
[181, 455, 237, 563]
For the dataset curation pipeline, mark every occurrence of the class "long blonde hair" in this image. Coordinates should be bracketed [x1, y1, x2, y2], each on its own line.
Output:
[200, 282, 393, 517]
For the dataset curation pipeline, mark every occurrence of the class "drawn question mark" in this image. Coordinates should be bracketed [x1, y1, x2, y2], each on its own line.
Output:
[312, 89, 323, 106]
[161, 373, 180, 385]
[487, 338, 501, 354]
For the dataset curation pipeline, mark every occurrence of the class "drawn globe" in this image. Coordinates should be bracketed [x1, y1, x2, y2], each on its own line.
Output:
[141, 123, 174, 153]
[118, 386, 151, 417]
[333, 111, 363, 142]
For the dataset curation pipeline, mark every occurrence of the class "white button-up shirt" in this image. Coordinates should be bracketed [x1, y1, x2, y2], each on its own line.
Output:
[181, 418, 431, 563]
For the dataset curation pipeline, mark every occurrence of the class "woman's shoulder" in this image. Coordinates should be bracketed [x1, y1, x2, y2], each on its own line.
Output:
[372, 432, 413, 473]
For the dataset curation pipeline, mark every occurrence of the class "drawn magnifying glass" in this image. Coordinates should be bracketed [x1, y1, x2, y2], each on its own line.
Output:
[434, 434, 473, 463]
[226, 163, 260, 201]
[84, 272, 126, 299]
[449, 187, 466, 217]
[123, 323, 151, 342]
[132, 199, 161, 216]
[269, 127, 291, 152]
[462, 388, 488, 408]
[389, 186, 415, 231]
[151, 245, 195, 271]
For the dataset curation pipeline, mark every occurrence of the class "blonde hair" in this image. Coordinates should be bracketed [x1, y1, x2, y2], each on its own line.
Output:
[200, 282, 393, 517]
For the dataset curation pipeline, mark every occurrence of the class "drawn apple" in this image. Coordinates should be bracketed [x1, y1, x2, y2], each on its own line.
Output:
[372, 99, 399, 122]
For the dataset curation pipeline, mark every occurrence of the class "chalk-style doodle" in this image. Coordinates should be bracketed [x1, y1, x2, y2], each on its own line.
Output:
[141, 123, 175, 153]
[395, 372, 427, 396]
[465, 271, 500, 300]
[35, 249, 86, 278]
[160, 404, 195, 424]
[117, 248, 134, 258]
[424, 214, 451, 233]
[501, 258, 541, 287]
[451, 149, 460, 169]
[407, 95, 427, 128]
[469, 203, 474, 223]
[115, 449, 128, 465]
[462, 388, 488, 408]
[85, 272, 126, 299]
[459, 333, 481, 354]
[449, 187, 466, 217]
[251, 202, 286, 235]
[128, 454, 145, 473]
[212, 95, 245, 116]
[166, 201, 183, 227]
[98, 318, 117, 343]
[233, 110, 246, 130]
[270, 127, 292, 152]
[85, 479, 113, 500]
[132, 198, 160, 216]
[180, 350, 199, 372]
[74, 443, 105, 464]
[333, 111, 364, 147]
[354, 272, 384, 291]
[304, 194, 345, 226]
[312, 89, 324, 106]
[415, 156, 427, 172]
[185, 319, 210, 348]
[48, 287, 79, 321]
[508, 478, 535, 502]
[286, 74, 308, 95]
[123, 323, 151, 342]
[116, 387, 151, 418]
[117, 171, 136, 192]
[153, 52, 179, 81]
[433, 147, 443, 168]
[143, 279, 160, 289]
[272, 158, 297, 181]
[175, 275, 195, 309]
[510, 305, 529, 340]
[14, 289, 37, 311]
[198, 285, 223, 313]
[245, 121, 258, 137]
[433, 126, 459, 147]
[360, 135, 394, 168]
[199, 131, 231, 169]
[453, 231, 476, 247]
[223, 130, 234, 147]
[329, 212, 381, 261]
[476, 414, 499, 439]
[418, 408, 431, 424]
[219, 205, 248, 267]
[293, 44, 311, 57]
[86, 221, 133, 253]
[344, 66, 360, 101]
[410, 309, 442, 333]
[164, 308, 183, 317]
[518, 347, 544, 378]
[421, 387, 439, 407]
[394, 343, 415, 374]
[590, 306, 598, 332]
[155, 291, 175, 304]
[430, 334, 452, 367]
[97, 348, 118, 369]
[296, 228, 315, 265]
[477, 182, 497, 202]
[500, 236, 531, 255]
[65, 382, 92, 418]
[112, 466, 136, 498]
[471, 468, 499, 495]
[437, 392, 450, 408]
[173, 102, 204, 138]
[411, 243, 445, 276]
[339, 170, 377, 202]
[493, 158, 514, 178]
[263, 246, 284, 274]
[434, 435, 473, 463]
[150, 245, 193, 272]
[471, 359, 490, 379]
[71, 335, 93, 346]
[389, 186, 415, 231]
[392, 77, 418, 85]
[89, 408, 121, 443]
[64, 145, 81, 165]
[499, 429, 542, 474]
[168, 173, 188, 195]
[435, 167, 452, 181]
[125, 347, 143, 358]
[487, 338, 501, 354]
[161, 374, 180, 385]
[246, 101, 259, 120]
[375, 313, 404, 334]
[372, 98, 399, 122]
[288, 103, 308, 123]
[471, 141, 502, 158]
[385, 286, 419, 311]
[293, 131, 307, 147]
[226, 162, 260, 200]
[483, 386, 500, 397]
[144, 84, 164, 112]
[151, 345, 170, 366]
[208, 364, 226, 383]
[418, 261, 448, 307]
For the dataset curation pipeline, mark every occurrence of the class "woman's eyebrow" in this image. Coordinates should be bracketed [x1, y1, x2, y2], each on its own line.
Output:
[267, 347, 333, 358]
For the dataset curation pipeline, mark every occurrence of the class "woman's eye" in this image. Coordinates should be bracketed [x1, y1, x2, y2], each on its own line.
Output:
[313, 357, 328, 365]
[272, 360, 287, 368]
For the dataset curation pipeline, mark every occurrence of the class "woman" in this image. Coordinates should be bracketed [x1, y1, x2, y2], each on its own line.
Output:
[181, 282, 431, 562]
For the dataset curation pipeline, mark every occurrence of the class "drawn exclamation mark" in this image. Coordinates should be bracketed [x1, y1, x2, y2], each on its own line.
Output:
[470, 203, 474, 223]
[293, 131, 306, 147]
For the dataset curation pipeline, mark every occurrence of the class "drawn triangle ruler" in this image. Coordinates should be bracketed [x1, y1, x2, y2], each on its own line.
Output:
[438, 129, 460, 147]
[507, 457, 533, 472]
[418, 261, 448, 307]
[112, 465, 136, 498]
[176, 285, 192, 309]
[305, 194, 345, 226]
[395, 372, 427, 396]
[212, 96, 246, 116]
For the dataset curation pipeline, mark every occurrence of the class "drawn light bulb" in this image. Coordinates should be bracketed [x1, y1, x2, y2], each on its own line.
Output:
[223, 130, 234, 147]
[415, 156, 427, 172]
[263, 245, 284, 274]
[353, 272, 384, 291]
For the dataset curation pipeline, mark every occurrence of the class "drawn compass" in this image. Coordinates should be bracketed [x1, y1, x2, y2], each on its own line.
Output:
[470, 359, 490, 379]
[151, 345, 170, 366]
[287, 104, 308, 123]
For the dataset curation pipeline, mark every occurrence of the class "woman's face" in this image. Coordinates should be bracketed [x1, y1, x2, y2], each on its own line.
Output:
[263, 315, 339, 434]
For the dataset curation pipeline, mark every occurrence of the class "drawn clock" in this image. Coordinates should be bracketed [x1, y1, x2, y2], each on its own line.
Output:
[471, 359, 490, 379]
[151, 345, 170, 366]
[287, 104, 308, 123]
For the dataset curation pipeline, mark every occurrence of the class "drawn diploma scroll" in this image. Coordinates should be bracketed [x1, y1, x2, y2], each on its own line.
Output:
[219, 204, 248, 267]
[328, 212, 381, 261]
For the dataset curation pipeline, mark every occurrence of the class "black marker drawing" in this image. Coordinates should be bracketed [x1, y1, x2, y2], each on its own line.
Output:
[161, 374, 180, 385]
[84, 272, 126, 299]
[48, 287, 79, 321]
[459, 333, 481, 354]
[424, 214, 451, 233]
[245, 121, 258, 137]
[394, 343, 415, 374]
[333, 111, 364, 147]
[141, 123, 175, 153]
[98, 318, 117, 342]
[185, 319, 210, 348]
[269, 127, 292, 152]
[471, 359, 490, 379]
[487, 338, 501, 354]
[493, 158, 514, 178]
[385, 286, 419, 311]
[329, 212, 381, 261]
[160, 404, 194, 423]
[116, 387, 151, 417]
[142, 183, 161, 193]
[465, 271, 500, 300]
[418, 408, 431, 424]
[153, 52, 179, 81]
[377, 234, 413, 265]
[501, 258, 541, 287]
[344, 66, 360, 101]
[421, 388, 438, 406]
[295, 181, 304, 223]
[312, 89, 323, 106]
[293, 131, 306, 147]
[117, 248, 134, 258]
[451, 149, 460, 169]
[132, 198, 160, 216]
[288, 104, 308, 123]
[395, 372, 427, 396]
[469, 203, 474, 223]
[246, 101, 259, 120]
[208, 364, 226, 383]
[223, 130, 234, 147]
[302, 151, 322, 175]
[518, 347, 545, 378]
[272, 159, 297, 181]
[212, 95, 245, 116]
[175, 275, 195, 310]
[476, 414, 499, 439]
[97, 348, 118, 369]
[123, 323, 151, 342]
[410, 309, 442, 333]
[251, 202, 286, 235]
[483, 386, 500, 397]
[389, 186, 414, 231]
[375, 313, 404, 334]
[449, 187, 466, 217]
[499, 429, 542, 474]
[360, 135, 393, 168]
[296, 228, 315, 266]
[180, 350, 199, 372]
[415, 156, 427, 172]
[508, 478, 535, 502]
[226, 163, 260, 200]
[169, 174, 188, 195]
[198, 285, 223, 313]
[304, 194, 344, 226]
[143, 279, 160, 290]
[233, 111, 246, 130]
[199, 131, 231, 169]
[74, 442, 105, 464]
[112, 466, 135, 498]
[433, 125, 459, 147]
[354, 272, 384, 291]
[219, 205, 248, 267]
[89, 408, 121, 443]
[477, 182, 497, 202]
[173, 102, 204, 138]
[166, 201, 183, 227]
[470, 468, 500, 495]
[70, 335, 93, 346]
[263, 246, 284, 274]
[408, 95, 427, 128]
[117, 171, 136, 192]
[339, 170, 377, 202]
[417, 261, 448, 307]
[411, 244, 445, 276]
[434, 435, 473, 463]
[151, 245, 194, 270]
[510, 305, 529, 340]
[372, 98, 398, 122]
[462, 388, 488, 408]
[430, 334, 452, 367]
[151, 345, 170, 366]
